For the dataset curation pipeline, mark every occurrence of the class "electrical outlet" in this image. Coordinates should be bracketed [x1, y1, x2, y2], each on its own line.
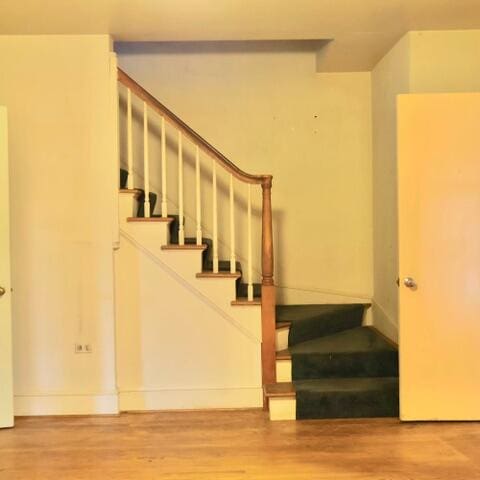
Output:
[75, 343, 92, 354]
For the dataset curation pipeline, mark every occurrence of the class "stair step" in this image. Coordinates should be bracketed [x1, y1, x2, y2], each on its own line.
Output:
[276, 304, 366, 347]
[119, 188, 142, 197]
[231, 298, 261, 306]
[276, 349, 291, 360]
[295, 377, 399, 419]
[127, 217, 174, 223]
[289, 327, 398, 380]
[196, 272, 241, 279]
[264, 382, 296, 398]
[161, 244, 208, 251]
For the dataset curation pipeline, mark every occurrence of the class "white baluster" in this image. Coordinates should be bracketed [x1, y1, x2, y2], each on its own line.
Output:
[161, 116, 168, 217]
[195, 146, 202, 245]
[143, 102, 150, 218]
[247, 184, 253, 301]
[178, 131, 185, 245]
[127, 88, 133, 189]
[229, 174, 236, 273]
[212, 159, 219, 273]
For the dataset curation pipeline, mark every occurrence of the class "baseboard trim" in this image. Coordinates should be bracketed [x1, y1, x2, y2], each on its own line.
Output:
[118, 387, 263, 412]
[371, 301, 398, 344]
[14, 393, 119, 416]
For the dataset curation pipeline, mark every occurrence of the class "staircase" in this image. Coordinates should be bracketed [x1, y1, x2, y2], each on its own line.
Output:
[267, 305, 399, 420]
[115, 67, 399, 421]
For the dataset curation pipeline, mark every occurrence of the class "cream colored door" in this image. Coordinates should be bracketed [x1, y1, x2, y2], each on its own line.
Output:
[398, 93, 480, 421]
[0, 106, 13, 428]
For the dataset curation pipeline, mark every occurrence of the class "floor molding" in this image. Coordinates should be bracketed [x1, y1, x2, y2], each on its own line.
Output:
[14, 393, 119, 416]
[118, 387, 263, 412]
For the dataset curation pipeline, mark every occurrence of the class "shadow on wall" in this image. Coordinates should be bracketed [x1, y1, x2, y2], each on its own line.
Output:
[115, 39, 330, 57]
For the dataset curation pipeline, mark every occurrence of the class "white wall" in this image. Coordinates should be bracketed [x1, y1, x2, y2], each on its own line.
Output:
[115, 199, 263, 410]
[116, 42, 374, 304]
[371, 34, 411, 342]
[371, 30, 480, 341]
[0, 35, 118, 415]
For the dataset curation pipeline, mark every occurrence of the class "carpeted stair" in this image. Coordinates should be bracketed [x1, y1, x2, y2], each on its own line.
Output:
[274, 304, 399, 419]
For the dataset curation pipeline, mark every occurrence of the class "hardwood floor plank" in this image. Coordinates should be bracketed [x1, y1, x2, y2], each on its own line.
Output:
[0, 411, 480, 479]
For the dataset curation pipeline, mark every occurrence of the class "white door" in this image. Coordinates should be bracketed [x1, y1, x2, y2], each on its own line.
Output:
[0, 106, 13, 428]
[398, 93, 480, 420]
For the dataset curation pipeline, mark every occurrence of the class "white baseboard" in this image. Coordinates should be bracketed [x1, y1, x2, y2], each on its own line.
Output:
[371, 301, 398, 344]
[277, 286, 371, 305]
[118, 387, 263, 412]
[14, 393, 119, 416]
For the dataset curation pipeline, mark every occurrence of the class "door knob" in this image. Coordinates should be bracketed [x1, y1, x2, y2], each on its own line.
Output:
[0, 286, 5, 297]
[403, 277, 417, 289]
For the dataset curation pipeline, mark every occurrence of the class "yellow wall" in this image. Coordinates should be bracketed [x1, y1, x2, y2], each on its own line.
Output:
[371, 30, 480, 341]
[0, 35, 118, 415]
[371, 34, 411, 341]
[117, 43, 374, 303]
[410, 31, 480, 92]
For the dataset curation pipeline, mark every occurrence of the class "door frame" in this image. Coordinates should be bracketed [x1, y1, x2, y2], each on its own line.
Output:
[0, 106, 14, 428]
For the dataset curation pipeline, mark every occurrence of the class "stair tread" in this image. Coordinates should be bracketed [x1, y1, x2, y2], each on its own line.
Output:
[294, 376, 398, 393]
[231, 298, 261, 305]
[276, 349, 291, 360]
[127, 217, 174, 223]
[265, 377, 398, 398]
[275, 304, 367, 347]
[264, 382, 296, 398]
[162, 244, 208, 250]
[197, 272, 241, 278]
[289, 326, 396, 355]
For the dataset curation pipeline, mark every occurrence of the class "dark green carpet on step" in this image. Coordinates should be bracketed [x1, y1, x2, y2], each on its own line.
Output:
[290, 327, 398, 380]
[294, 377, 399, 419]
[276, 304, 365, 346]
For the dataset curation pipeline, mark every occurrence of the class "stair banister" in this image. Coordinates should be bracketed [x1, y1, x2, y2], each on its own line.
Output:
[117, 67, 276, 386]
[143, 102, 151, 218]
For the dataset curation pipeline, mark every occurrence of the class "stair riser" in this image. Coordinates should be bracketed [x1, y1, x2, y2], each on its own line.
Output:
[276, 359, 292, 382]
[124, 223, 170, 249]
[296, 387, 399, 420]
[292, 351, 398, 380]
[287, 309, 365, 347]
[119, 191, 139, 219]
[192, 278, 238, 306]
[275, 327, 289, 352]
[269, 397, 296, 421]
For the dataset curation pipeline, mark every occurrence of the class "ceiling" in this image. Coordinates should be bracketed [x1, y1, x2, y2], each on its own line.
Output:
[1, 0, 480, 70]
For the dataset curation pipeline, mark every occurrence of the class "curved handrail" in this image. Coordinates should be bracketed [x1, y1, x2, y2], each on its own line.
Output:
[118, 68, 272, 186]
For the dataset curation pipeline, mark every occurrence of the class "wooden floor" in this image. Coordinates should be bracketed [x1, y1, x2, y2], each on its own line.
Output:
[1, 410, 480, 479]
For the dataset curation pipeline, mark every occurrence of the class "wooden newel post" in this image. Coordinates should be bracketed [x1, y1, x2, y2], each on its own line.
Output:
[261, 176, 276, 387]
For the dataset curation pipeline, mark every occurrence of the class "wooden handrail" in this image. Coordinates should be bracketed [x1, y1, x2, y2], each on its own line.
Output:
[118, 68, 271, 187]
[118, 67, 276, 388]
